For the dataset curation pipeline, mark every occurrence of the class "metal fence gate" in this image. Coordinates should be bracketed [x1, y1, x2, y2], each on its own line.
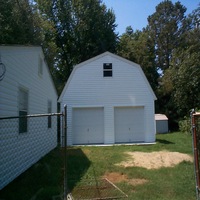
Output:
[191, 110, 200, 200]
[0, 105, 128, 200]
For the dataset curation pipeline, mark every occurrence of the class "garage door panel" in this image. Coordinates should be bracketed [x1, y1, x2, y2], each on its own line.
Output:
[72, 107, 104, 144]
[115, 107, 144, 143]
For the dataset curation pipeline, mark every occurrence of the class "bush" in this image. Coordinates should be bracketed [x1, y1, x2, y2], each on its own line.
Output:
[178, 117, 191, 134]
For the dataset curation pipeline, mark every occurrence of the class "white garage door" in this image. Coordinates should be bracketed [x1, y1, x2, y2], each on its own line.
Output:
[115, 107, 145, 143]
[72, 107, 104, 145]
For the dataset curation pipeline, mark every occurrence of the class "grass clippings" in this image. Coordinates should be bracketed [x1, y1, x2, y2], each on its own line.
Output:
[116, 151, 193, 169]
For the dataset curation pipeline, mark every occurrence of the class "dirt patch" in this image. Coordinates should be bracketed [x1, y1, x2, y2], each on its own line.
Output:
[82, 149, 91, 155]
[103, 172, 127, 183]
[116, 151, 193, 169]
[102, 172, 148, 186]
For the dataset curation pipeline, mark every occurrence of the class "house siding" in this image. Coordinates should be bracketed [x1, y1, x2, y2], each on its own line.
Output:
[0, 46, 57, 189]
[0, 46, 57, 116]
[59, 52, 156, 145]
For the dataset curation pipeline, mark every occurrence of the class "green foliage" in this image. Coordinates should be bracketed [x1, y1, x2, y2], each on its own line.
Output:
[163, 20, 200, 117]
[117, 28, 159, 91]
[147, 1, 200, 123]
[0, 0, 42, 44]
[72, 0, 118, 61]
[34, 0, 118, 94]
[178, 117, 191, 134]
[1, 0, 118, 94]
[147, 0, 187, 71]
[117, 1, 200, 126]
[1, 0, 200, 121]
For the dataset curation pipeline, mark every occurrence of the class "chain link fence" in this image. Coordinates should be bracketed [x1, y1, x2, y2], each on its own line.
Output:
[0, 107, 127, 200]
[67, 178, 128, 200]
[0, 112, 65, 200]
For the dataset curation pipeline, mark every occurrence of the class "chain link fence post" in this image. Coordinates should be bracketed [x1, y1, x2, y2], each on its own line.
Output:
[63, 105, 72, 200]
[63, 105, 67, 200]
[191, 109, 200, 200]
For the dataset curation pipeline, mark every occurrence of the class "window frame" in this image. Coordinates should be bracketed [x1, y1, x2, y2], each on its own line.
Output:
[103, 63, 113, 77]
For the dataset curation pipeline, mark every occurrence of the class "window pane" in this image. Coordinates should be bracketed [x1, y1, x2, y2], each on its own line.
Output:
[19, 111, 28, 133]
[104, 71, 112, 77]
[19, 88, 28, 133]
[48, 101, 52, 128]
[48, 116, 52, 128]
[103, 63, 112, 69]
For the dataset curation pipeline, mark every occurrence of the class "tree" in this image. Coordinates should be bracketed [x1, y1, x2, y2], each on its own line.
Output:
[72, 0, 118, 62]
[147, 0, 187, 71]
[35, 0, 118, 94]
[0, 0, 41, 44]
[162, 5, 200, 117]
[117, 27, 159, 91]
[146, 0, 195, 128]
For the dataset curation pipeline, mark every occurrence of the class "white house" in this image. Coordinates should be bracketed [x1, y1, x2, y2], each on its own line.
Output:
[0, 45, 57, 189]
[155, 114, 168, 133]
[58, 52, 157, 145]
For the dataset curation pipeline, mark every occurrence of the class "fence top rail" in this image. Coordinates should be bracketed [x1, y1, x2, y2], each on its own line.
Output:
[0, 113, 63, 120]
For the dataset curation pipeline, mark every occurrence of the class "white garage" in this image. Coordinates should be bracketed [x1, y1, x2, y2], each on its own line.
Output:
[72, 107, 104, 144]
[115, 107, 145, 143]
[58, 52, 157, 145]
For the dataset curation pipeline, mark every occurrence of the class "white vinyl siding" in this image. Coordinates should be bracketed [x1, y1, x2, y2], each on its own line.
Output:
[0, 46, 58, 190]
[156, 120, 168, 133]
[0, 46, 57, 116]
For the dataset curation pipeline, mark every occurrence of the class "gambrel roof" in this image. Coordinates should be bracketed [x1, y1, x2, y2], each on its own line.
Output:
[58, 51, 156, 102]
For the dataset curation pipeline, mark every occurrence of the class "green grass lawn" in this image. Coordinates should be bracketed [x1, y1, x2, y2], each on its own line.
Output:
[0, 132, 196, 200]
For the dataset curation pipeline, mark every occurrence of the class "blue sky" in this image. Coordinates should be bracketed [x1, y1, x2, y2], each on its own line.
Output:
[103, 0, 200, 35]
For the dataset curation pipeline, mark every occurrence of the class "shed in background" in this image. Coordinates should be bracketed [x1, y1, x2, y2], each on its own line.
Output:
[155, 114, 168, 134]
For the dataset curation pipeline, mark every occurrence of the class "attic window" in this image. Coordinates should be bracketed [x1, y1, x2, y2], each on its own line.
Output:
[103, 63, 112, 77]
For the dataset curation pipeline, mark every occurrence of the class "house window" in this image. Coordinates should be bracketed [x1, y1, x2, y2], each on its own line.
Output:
[48, 100, 52, 128]
[38, 56, 43, 77]
[19, 87, 28, 133]
[103, 63, 112, 77]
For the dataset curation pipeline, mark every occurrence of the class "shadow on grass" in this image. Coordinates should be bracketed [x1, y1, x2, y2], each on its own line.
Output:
[156, 138, 175, 144]
[0, 147, 63, 200]
[66, 148, 91, 192]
